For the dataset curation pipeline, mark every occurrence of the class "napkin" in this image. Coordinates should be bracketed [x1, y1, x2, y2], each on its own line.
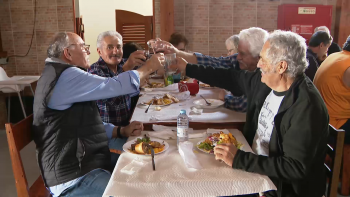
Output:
[174, 91, 191, 101]
[148, 130, 176, 140]
[190, 106, 203, 115]
[150, 115, 193, 121]
[120, 159, 148, 175]
[178, 141, 202, 170]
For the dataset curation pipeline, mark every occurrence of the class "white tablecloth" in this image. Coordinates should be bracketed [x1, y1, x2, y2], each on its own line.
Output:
[131, 87, 246, 124]
[103, 129, 276, 197]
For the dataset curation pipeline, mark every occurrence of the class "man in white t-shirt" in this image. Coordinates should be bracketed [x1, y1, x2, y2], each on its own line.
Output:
[171, 30, 329, 197]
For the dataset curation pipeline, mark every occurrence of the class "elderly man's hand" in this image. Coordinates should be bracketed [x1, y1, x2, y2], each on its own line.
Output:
[147, 53, 165, 72]
[154, 40, 178, 54]
[123, 51, 147, 71]
[169, 57, 188, 74]
[121, 121, 144, 137]
[214, 144, 238, 167]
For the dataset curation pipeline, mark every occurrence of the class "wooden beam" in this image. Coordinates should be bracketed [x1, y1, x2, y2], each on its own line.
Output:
[0, 26, 8, 58]
[160, 0, 174, 41]
[337, 0, 350, 46]
[333, 0, 342, 43]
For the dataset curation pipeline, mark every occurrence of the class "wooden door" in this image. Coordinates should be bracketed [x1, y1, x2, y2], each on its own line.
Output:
[115, 10, 153, 49]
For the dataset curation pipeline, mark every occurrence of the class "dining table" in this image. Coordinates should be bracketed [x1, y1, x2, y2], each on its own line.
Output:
[130, 79, 246, 130]
[103, 129, 277, 197]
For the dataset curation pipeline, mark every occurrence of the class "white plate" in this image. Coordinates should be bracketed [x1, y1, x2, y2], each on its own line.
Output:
[193, 99, 224, 109]
[123, 138, 169, 156]
[196, 140, 214, 154]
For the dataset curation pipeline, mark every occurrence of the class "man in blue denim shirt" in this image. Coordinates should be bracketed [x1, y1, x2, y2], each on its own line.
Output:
[158, 27, 269, 113]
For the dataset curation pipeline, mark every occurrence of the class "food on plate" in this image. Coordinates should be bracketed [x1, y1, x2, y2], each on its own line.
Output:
[199, 83, 211, 88]
[143, 93, 179, 106]
[130, 135, 165, 154]
[197, 131, 243, 154]
[155, 106, 162, 111]
[145, 82, 165, 88]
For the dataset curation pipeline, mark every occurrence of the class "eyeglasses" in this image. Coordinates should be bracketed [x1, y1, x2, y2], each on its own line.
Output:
[67, 43, 90, 52]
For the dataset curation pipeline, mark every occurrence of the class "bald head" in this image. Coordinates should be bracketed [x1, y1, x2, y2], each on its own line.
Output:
[314, 26, 330, 34]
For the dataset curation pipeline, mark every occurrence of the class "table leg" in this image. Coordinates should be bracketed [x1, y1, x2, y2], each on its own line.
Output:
[17, 91, 27, 118]
[7, 94, 10, 123]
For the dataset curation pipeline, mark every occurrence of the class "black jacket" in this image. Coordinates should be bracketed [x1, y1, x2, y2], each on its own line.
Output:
[32, 62, 111, 187]
[306, 48, 320, 81]
[186, 64, 329, 197]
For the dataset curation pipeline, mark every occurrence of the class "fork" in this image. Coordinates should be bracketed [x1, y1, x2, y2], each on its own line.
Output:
[200, 95, 211, 106]
[145, 99, 154, 113]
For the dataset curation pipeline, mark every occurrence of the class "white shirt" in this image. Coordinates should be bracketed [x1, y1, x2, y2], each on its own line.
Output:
[252, 90, 285, 156]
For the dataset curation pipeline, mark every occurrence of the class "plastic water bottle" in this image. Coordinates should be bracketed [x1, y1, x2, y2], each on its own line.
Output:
[177, 110, 189, 147]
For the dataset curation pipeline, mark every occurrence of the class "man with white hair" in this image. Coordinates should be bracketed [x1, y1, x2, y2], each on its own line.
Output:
[32, 32, 164, 196]
[88, 31, 147, 128]
[171, 30, 329, 197]
[158, 27, 269, 112]
[314, 26, 341, 55]
[225, 34, 239, 56]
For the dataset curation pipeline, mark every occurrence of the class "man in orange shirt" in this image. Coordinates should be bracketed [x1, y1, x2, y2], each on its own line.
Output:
[314, 35, 350, 142]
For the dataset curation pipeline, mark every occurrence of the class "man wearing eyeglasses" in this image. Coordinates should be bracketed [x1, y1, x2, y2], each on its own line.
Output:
[32, 32, 164, 197]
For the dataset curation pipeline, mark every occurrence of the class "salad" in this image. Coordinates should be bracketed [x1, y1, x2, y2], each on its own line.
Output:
[197, 131, 243, 154]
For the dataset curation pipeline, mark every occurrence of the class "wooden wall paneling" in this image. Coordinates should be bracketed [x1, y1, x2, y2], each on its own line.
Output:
[160, 0, 174, 41]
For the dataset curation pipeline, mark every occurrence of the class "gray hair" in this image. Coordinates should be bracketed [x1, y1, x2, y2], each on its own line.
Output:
[47, 32, 70, 58]
[266, 30, 308, 78]
[239, 27, 269, 58]
[97, 31, 123, 49]
[314, 26, 330, 34]
[225, 35, 239, 51]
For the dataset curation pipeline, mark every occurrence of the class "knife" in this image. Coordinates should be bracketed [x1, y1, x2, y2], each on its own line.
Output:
[150, 146, 155, 171]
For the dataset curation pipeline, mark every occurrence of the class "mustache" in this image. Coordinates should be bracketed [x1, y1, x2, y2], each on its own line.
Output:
[110, 54, 121, 58]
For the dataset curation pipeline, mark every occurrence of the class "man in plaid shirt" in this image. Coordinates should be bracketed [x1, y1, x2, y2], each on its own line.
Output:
[88, 31, 146, 127]
[161, 27, 269, 113]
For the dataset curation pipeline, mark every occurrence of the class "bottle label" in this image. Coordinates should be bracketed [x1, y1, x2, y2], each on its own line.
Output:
[177, 128, 188, 138]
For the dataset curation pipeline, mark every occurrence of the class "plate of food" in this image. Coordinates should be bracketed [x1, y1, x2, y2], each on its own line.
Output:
[141, 93, 179, 107]
[199, 83, 215, 89]
[143, 82, 165, 89]
[193, 98, 224, 109]
[196, 131, 243, 154]
[123, 135, 169, 155]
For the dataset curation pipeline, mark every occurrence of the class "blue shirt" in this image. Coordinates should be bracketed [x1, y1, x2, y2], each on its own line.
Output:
[194, 53, 247, 112]
[45, 58, 140, 196]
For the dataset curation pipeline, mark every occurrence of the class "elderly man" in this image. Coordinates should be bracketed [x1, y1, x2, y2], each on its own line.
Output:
[225, 34, 239, 56]
[171, 30, 329, 197]
[314, 26, 342, 55]
[32, 32, 164, 197]
[306, 31, 333, 80]
[159, 27, 268, 112]
[88, 31, 146, 127]
[314, 35, 350, 143]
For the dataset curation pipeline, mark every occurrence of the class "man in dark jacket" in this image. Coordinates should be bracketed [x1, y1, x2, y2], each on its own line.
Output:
[171, 30, 329, 197]
[314, 26, 342, 56]
[306, 31, 333, 80]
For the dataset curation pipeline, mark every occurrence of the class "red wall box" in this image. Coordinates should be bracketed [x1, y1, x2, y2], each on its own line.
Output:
[278, 4, 333, 43]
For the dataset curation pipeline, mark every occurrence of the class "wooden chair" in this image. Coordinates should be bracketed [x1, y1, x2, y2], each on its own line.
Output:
[5, 114, 122, 197]
[325, 124, 345, 197]
[5, 114, 51, 197]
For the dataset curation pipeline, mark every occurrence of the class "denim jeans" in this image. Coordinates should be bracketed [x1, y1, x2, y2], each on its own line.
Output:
[59, 169, 111, 197]
[59, 138, 128, 197]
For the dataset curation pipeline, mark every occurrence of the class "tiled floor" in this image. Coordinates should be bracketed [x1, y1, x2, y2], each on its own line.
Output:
[0, 128, 349, 197]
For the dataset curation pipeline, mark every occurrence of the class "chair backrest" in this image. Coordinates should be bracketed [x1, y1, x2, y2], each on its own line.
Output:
[5, 115, 50, 197]
[325, 124, 345, 197]
[0, 66, 10, 81]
